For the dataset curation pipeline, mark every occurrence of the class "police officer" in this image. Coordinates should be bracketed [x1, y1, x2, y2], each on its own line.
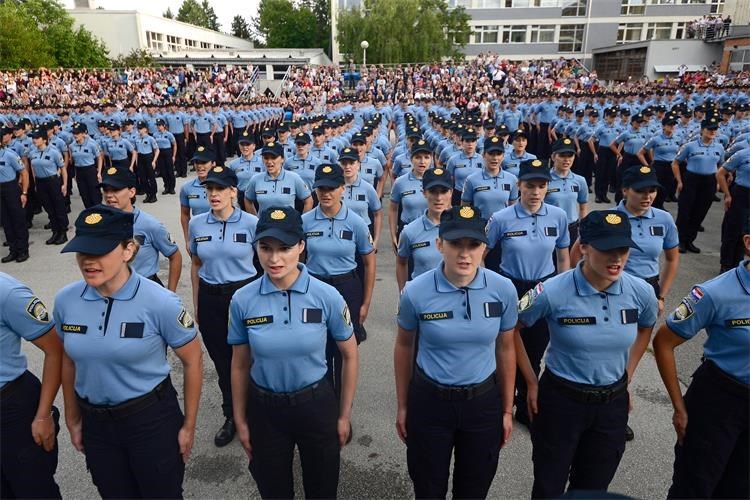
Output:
[0, 126, 30, 263]
[389, 140, 431, 253]
[462, 135, 519, 220]
[446, 128, 485, 207]
[516, 210, 658, 498]
[228, 205, 359, 499]
[1, 273, 62, 498]
[394, 205, 518, 499]
[179, 146, 212, 248]
[653, 211, 750, 499]
[302, 163, 375, 391]
[717, 145, 750, 272]
[283, 132, 321, 191]
[546, 138, 589, 245]
[611, 113, 649, 204]
[29, 127, 68, 245]
[55, 205, 203, 498]
[105, 122, 134, 170]
[229, 131, 265, 210]
[154, 119, 177, 195]
[396, 167, 452, 291]
[593, 108, 621, 204]
[350, 132, 385, 197]
[244, 141, 312, 215]
[639, 114, 680, 209]
[189, 165, 258, 447]
[165, 102, 189, 177]
[191, 103, 217, 151]
[502, 129, 536, 178]
[485, 158, 571, 426]
[134, 122, 160, 204]
[672, 117, 725, 253]
[341, 146, 382, 244]
[69, 122, 103, 209]
[100, 166, 182, 291]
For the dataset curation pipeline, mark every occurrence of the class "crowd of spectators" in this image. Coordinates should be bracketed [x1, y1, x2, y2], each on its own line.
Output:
[686, 15, 731, 40]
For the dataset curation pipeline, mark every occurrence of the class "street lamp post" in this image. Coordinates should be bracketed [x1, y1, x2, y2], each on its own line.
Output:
[360, 40, 369, 68]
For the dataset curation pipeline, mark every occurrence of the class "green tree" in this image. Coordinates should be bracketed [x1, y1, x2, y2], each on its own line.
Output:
[163, 7, 174, 19]
[230, 14, 251, 39]
[111, 49, 154, 68]
[337, 0, 470, 64]
[0, 1, 54, 68]
[252, 0, 321, 48]
[176, 0, 220, 31]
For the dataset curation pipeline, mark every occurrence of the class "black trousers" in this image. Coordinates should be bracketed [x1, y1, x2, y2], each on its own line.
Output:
[615, 153, 641, 204]
[0, 371, 61, 499]
[213, 133, 226, 166]
[720, 184, 749, 271]
[64, 161, 74, 208]
[575, 147, 594, 189]
[247, 380, 340, 499]
[668, 362, 749, 499]
[196, 133, 212, 151]
[676, 171, 716, 245]
[156, 148, 176, 192]
[406, 377, 502, 499]
[595, 148, 616, 199]
[531, 372, 629, 499]
[74, 165, 102, 208]
[198, 284, 236, 419]
[24, 171, 40, 225]
[653, 160, 675, 209]
[537, 123, 551, 159]
[80, 380, 185, 499]
[173, 133, 187, 177]
[0, 180, 29, 253]
[35, 176, 68, 232]
[136, 153, 157, 198]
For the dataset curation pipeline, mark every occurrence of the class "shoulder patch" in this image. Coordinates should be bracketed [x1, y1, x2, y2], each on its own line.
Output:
[688, 286, 704, 303]
[519, 282, 543, 312]
[671, 299, 695, 322]
[342, 304, 352, 327]
[25, 297, 49, 323]
[177, 307, 194, 329]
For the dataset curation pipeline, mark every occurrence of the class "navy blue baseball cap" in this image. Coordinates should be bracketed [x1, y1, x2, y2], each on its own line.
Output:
[579, 210, 641, 252]
[237, 131, 254, 144]
[439, 206, 488, 244]
[201, 165, 238, 188]
[99, 166, 136, 189]
[261, 127, 276, 138]
[351, 132, 366, 144]
[701, 117, 719, 129]
[62, 205, 134, 255]
[261, 141, 284, 158]
[339, 147, 358, 161]
[313, 164, 345, 188]
[294, 133, 311, 145]
[423, 167, 452, 190]
[518, 159, 551, 181]
[622, 165, 661, 190]
[254, 206, 304, 246]
[191, 146, 214, 163]
[511, 129, 528, 141]
[484, 136, 505, 153]
[461, 128, 478, 141]
[411, 139, 432, 155]
[72, 123, 87, 134]
[552, 138, 576, 154]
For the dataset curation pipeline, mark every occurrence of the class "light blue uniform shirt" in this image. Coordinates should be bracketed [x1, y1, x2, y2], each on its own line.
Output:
[519, 263, 658, 385]
[29, 145, 63, 178]
[0, 273, 54, 387]
[135, 135, 158, 155]
[229, 155, 265, 193]
[666, 262, 750, 384]
[722, 148, 750, 188]
[397, 265, 518, 385]
[642, 132, 679, 162]
[188, 208, 258, 284]
[0, 147, 25, 183]
[397, 213, 441, 279]
[54, 271, 196, 405]
[179, 178, 209, 215]
[502, 150, 536, 178]
[486, 203, 570, 279]
[615, 127, 648, 155]
[106, 138, 134, 161]
[675, 139, 725, 175]
[359, 156, 384, 186]
[616, 202, 679, 278]
[227, 264, 353, 393]
[283, 155, 321, 189]
[246, 170, 311, 213]
[545, 169, 588, 224]
[70, 138, 101, 167]
[132, 207, 179, 278]
[154, 130, 176, 150]
[391, 172, 427, 224]
[164, 112, 187, 134]
[462, 169, 519, 219]
[594, 123, 621, 148]
[191, 113, 215, 134]
[302, 203, 374, 277]
[344, 176, 381, 226]
[310, 145, 338, 164]
[446, 151, 484, 192]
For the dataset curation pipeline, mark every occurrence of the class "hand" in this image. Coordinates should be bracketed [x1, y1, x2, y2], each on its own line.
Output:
[526, 382, 539, 422]
[724, 195, 732, 211]
[61, 185, 67, 196]
[501, 412, 513, 448]
[675, 181, 683, 195]
[359, 303, 370, 324]
[337, 417, 352, 447]
[20, 193, 27, 208]
[97, 173, 102, 183]
[235, 419, 253, 460]
[672, 409, 688, 445]
[177, 425, 194, 463]
[172, 156, 176, 163]
[31, 416, 56, 452]
[152, 161, 157, 169]
[395, 407, 407, 443]
[616, 155, 623, 166]
[67, 419, 84, 453]
[593, 154, 599, 163]
[392, 239, 398, 256]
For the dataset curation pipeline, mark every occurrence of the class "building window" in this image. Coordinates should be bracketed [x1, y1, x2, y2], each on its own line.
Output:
[558, 24, 584, 52]
[200, 42, 211, 49]
[146, 31, 164, 51]
[185, 39, 196, 48]
[561, 0, 586, 16]
[530, 24, 556, 43]
[708, 0, 724, 13]
[621, 0, 646, 15]
[617, 23, 644, 43]
[674, 22, 687, 39]
[166, 35, 181, 52]
[502, 25, 528, 43]
[646, 22, 672, 39]
[473, 25, 499, 43]
[475, 0, 503, 7]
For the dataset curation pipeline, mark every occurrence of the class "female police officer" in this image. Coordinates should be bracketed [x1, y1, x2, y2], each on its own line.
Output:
[462, 136, 518, 220]
[244, 141, 312, 216]
[485, 158, 571, 426]
[1, 273, 62, 498]
[55, 205, 202, 498]
[179, 146, 212, 249]
[389, 140, 431, 253]
[545, 138, 589, 246]
[516, 209, 658, 499]
[394, 205, 518, 499]
[69, 122, 103, 208]
[653, 211, 750, 499]
[29, 127, 68, 246]
[189, 165, 258, 447]
[229, 205, 359, 499]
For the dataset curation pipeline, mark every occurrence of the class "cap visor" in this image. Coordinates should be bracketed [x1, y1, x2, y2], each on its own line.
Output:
[554, 147, 576, 154]
[518, 173, 552, 182]
[61, 235, 121, 255]
[411, 148, 432, 155]
[313, 179, 344, 189]
[254, 228, 302, 246]
[97, 180, 133, 189]
[588, 236, 642, 252]
[201, 179, 235, 188]
[440, 228, 489, 245]
[627, 179, 662, 190]
[484, 147, 505, 153]
[424, 181, 453, 190]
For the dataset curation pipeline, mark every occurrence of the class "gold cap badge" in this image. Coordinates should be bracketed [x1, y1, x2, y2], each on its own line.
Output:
[433, 168, 444, 175]
[107, 167, 117, 175]
[459, 206, 475, 219]
[605, 214, 622, 225]
[531, 160, 543, 167]
[640, 166, 651, 174]
[322, 166, 332, 173]
[85, 213, 103, 225]
[270, 210, 286, 220]
[213, 166, 223, 173]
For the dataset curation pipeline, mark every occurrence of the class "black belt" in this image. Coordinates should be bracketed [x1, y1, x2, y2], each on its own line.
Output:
[413, 367, 496, 401]
[311, 270, 357, 285]
[0, 179, 19, 186]
[544, 370, 627, 405]
[568, 221, 579, 229]
[644, 275, 660, 287]
[703, 360, 749, 398]
[75, 164, 95, 169]
[76, 376, 173, 420]
[502, 272, 555, 297]
[0, 371, 28, 401]
[251, 378, 328, 407]
[199, 277, 253, 295]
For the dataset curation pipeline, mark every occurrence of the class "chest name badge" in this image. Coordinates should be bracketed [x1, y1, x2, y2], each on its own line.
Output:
[305, 231, 323, 238]
[62, 324, 88, 333]
[558, 317, 596, 325]
[475, 186, 490, 192]
[726, 318, 750, 327]
[187, 194, 199, 199]
[194, 236, 212, 243]
[402, 190, 416, 196]
[547, 188, 561, 193]
[649, 226, 665, 236]
[411, 241, 430, 250]
[420, 311, 453, 321]
[505, 230, 527, 238]
[245, 315, 273, 326]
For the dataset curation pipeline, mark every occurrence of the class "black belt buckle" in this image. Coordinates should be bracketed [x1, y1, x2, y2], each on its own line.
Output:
[584, 388, 612, 404]
[444, 386, 470, 401]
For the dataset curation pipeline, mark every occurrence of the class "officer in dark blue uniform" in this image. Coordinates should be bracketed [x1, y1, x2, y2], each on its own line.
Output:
[179, 146, 213, 248]
[517, 210, 658, 498]
[1, 273, 62, 498]
[29, 127, 68, 245]
[228, 205, 359, 499]
[389, 140, 431, 252]
[189, 165, 258, 447]
[717, 146, 750, 272]
[69, 122, 103, 208]
[653, 211, 750, 499]
[55, 205, 203, 499]
[395, 205, 518, 499]
[134, 122, 160, 203]
[0, 126, 30, 263]
[154, 119, 177, 195]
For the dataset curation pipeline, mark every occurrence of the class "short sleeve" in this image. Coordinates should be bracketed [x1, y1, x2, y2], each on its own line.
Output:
[396, 286, 419, 331]
[461, 178, 474, 202]
[156, 292, 197, 348]
[354, 219, 374, 255]
[227, 294, 248, 345]
[637, 280, 659, 328]
[498, 279, 519, 333]
[151, 221, 179, 257]
[509, 177, 519, 201]
[576, 178, 588, 204]
[245, 177, 258, 201]
[366, 184, 382, 212]
[325, 288, 354, 342]
[188, 219, 199, 255]
[485, 213, 502, 250]
[674, 143, 689, 162]
[2, 284, 54, 341]
[53, 151, 63, 168]
[179, 184, 189, 206]
[397, 228, 411, 258]
[517, 281, 551, 328]
[294, 175, 311, 200]
[663, 217, 679, 250]
[556, 213, 571, 248]
[666, 287, 714, 340]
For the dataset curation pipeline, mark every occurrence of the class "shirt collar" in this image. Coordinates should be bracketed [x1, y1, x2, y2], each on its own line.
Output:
[482, 169, 505, 179]
[514, 202, 548, 219]
[259, 264, 311, 295]
[206, 207, 241, 224]
[737, 261, 750, 295]
[420, 212, 439, 230]
[616, 201, 655, 220]
[314, 202, 348, 221]
[264, 169, 286, 181]
[550, 169, 572, 180]
[572, 262, 623, 296]
[81, 268, 141, 301]
[434, 264, 487, 293]
[346, 175, 362, 187]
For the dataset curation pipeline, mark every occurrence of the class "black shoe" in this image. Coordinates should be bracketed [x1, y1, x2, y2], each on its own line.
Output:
[625, 424, 635, 442]
[214, 418, 235, 447]
[685, 242, 701, 253]
[15, 251, 29, 263]
[602, 196, 611, 203]
[595, 197, 605, 203]
[168, 190, 176, 194]
[44, 222, 52, 230]
[2, 241, 7, 247]
[162, 190, 170, 195]
[678, 243, 687, 254]
[26, 221, 33, 229]
[697, 225, 705, 232]
[45, 232, 58, 245]
[52, 232, 68, 245]
[1, 252, 18, 263]
[66, 206, 71, 213]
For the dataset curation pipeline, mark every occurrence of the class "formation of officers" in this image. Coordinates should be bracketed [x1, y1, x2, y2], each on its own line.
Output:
[0, 84, 749, 500]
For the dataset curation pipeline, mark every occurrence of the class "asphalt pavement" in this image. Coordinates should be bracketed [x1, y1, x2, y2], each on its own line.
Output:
[7, 171, 728, 499]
